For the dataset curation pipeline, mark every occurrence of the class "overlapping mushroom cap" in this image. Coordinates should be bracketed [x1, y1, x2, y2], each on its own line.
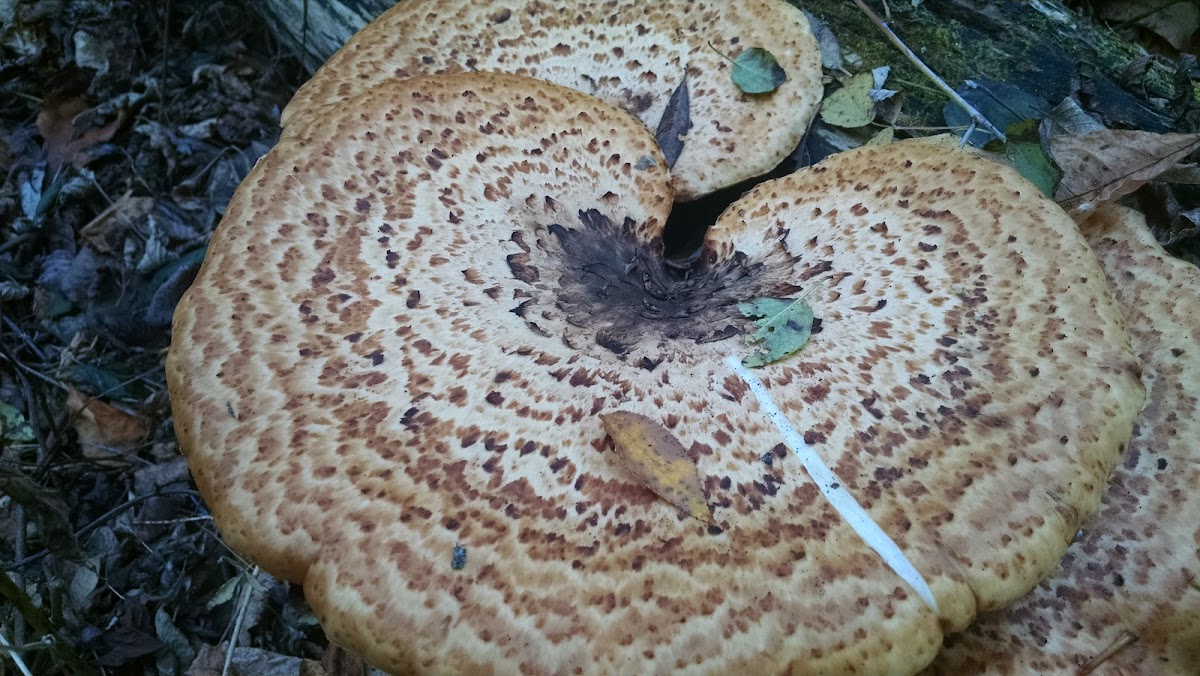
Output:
[168, 73, 1143, 674]
[928, 204, 1200, 675]
[279, 0, 823, 200]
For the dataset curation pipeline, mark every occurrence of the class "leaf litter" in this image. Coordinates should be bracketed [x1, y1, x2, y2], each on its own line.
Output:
[0, 1, 335, 674]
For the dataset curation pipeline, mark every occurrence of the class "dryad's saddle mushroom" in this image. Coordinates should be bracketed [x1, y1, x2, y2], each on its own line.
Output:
[279, 0, 823, 201]
[168, 73, 1143, 674]
[929, 205, 1200, 675]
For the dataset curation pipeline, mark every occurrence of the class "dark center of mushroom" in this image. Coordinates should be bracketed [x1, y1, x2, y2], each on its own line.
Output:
[509, 208, 801, 363]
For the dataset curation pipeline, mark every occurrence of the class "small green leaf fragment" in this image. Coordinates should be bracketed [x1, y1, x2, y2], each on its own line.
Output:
[866, 127, 895, 146]
[1, 401, 35, 443]
[738, 297, 815, 367]
[1003, 119, 1062, 198]
[731, 48, 787, 94]
[820, 71, 877, 128]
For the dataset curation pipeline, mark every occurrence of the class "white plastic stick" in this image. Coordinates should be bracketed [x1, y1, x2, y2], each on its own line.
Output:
[0, 625, 35, 676]
[725, 356, 940, 614]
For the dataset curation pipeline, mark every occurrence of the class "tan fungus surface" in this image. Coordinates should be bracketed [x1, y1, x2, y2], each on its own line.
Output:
[168, 73, 1142, 675]
[927, 204, 1200, 675]
[279, 0, 823, 201]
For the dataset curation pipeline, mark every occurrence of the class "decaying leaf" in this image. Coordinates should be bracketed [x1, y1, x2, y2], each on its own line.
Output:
[80, 191, 155, 254]
[67, 387, 150, 462]
[738, 296, 815, 367]
[155, 606, 197, 676]
[0, 471, 78, 557]
[1, 400, 36, 442]
[1050, 129, 1200, 217]
[731, 47, 787, 95]
[599, 412, 712, 523]
[1097, 0, 1200, 52]
[36, 95, 126, 172]
[654, 75, 691, 169]
[185, 643, 324, 676]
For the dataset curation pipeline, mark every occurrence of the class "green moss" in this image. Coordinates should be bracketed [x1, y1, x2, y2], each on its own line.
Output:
[790, 0, 1184, 131]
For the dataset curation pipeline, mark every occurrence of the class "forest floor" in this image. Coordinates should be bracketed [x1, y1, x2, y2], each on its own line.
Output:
[0, 1, 1197, 675]
[0, 2, 366, 674]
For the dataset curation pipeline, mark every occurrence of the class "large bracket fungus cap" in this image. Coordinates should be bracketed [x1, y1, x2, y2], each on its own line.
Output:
[928, 205, 1200, 675]
[279, 0, 823, 201]
[169, 73, 1143, 674]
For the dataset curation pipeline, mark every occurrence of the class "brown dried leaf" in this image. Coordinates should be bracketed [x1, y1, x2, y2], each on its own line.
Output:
[600, 412, 712, 523]
[80, 191, 154, 254]
[186, 643, 324, 676]
[1050, 129, 1200, 218]
[36, 95, 126, 172]
[1098, 0, 1200, 52]
[67, 387, 149, 462]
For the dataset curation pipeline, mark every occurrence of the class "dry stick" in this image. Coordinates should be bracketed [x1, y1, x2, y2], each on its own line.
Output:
[1, 317, 28, 651]
[222, 567, 260, 676]
[0, 573, 97, 676]
[851, 0, 1006, 143]
[1080, 630, 1138, 674]
[0, 625, 34, 676]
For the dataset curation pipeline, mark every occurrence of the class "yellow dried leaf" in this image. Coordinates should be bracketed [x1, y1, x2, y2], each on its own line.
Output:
[599, 411, 712, 523]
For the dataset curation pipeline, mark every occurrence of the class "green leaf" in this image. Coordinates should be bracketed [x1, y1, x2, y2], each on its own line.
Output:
[731, 48, 787, 94]
[1002, 119, 1062, 198]
[820, 71, 876, 128]
[1, 400, 35, 442]
[738, 297, 815, 367]
[866, 127, 895, 146]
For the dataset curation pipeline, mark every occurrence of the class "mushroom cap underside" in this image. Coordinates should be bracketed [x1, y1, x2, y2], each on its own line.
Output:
[926, 205, 1200, 675]
[168, 72, 1143, 675]
[279, 0, 823, 201]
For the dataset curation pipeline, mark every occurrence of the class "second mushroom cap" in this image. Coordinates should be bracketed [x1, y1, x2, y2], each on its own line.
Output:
[279, 0, 824, 201]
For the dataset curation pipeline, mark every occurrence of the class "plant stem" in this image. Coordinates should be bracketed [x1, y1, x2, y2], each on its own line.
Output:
[0, 573, 97, 676]
[852, 0, 1006, 142]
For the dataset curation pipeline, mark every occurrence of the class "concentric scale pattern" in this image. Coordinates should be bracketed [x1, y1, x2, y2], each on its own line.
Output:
[280, 0, 823, 200]
[928, 205, 1200, 675]
[169, 73, 1143, 674]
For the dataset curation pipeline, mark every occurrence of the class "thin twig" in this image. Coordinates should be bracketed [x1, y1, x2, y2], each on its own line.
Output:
[0, 634, 53, 654]
[851, 0, 1006, 143]
[1, 316, 48, 362]
[3, 490, 201, 571]
[11, 507, 25, 647]
[0, 624, 35, 676]
[0, 573, 97, 676]
[1080, 630, 1138, 674]
[223, 567, 260, 676]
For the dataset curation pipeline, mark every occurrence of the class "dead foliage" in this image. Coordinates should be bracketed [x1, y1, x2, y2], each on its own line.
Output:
[0, 2, 334, 674]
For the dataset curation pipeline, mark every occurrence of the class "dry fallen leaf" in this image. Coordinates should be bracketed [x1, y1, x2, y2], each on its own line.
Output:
[67, 387, 150, 462]
[80, 191, 155, 254]
[185, 643, 325, 676]
[1049, 129, 1200, 218]
[599, 411, 712, 523]
[1097, 0, 1200, 53]
[36, 95, 126, 172]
